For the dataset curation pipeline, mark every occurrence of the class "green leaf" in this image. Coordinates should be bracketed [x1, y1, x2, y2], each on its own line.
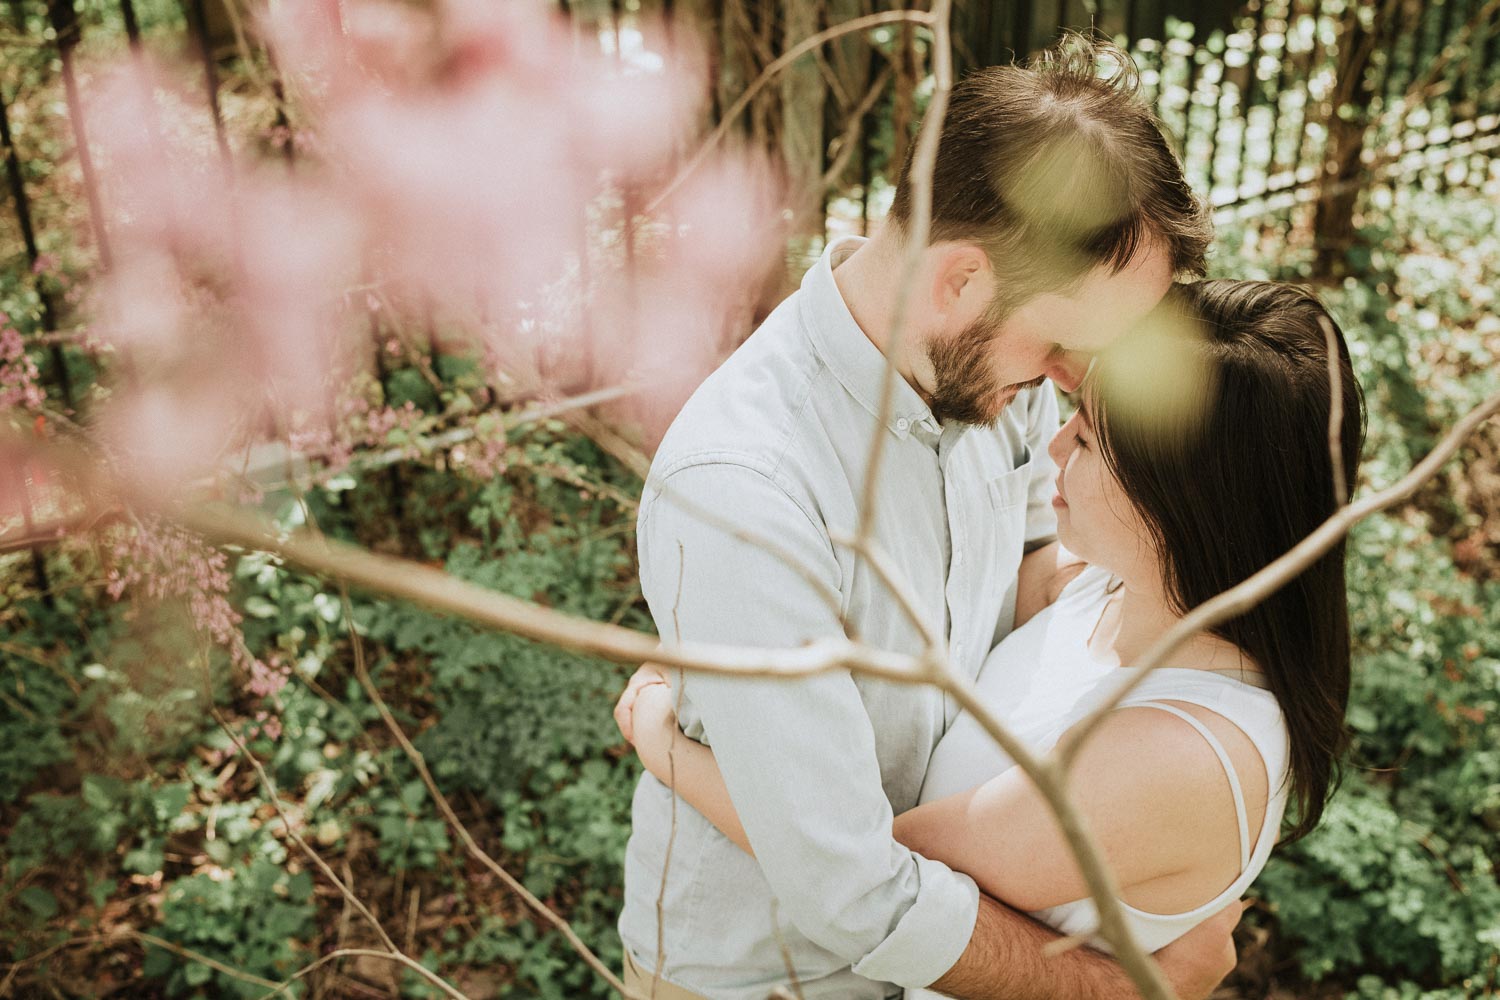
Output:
[243, 595, 279, 619]
[123, 843, 164, 876]
[142, 945, 172, 978]
[18, 886, 58, 920]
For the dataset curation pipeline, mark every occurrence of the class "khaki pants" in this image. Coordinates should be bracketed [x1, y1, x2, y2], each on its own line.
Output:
[622, 948, 712, 1000]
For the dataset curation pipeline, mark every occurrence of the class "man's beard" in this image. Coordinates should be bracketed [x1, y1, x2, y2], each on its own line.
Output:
[925, 315, 1045, 426]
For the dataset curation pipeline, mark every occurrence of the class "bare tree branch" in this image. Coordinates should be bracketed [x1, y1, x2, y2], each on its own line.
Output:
[818, 63, 894, 195]
[829, 529, 943, 650]
[647, 9, 934, 216]
[174, 502, 926, 684]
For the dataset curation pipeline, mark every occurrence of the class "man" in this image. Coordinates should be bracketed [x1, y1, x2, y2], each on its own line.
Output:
[619, 38, 1229, 1000]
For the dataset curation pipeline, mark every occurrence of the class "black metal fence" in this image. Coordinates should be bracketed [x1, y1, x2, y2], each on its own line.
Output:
[951, 0, 1500, 225]
[1121, 0, 1500, 222]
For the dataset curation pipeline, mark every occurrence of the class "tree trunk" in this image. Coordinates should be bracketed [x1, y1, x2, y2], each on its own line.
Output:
[781, 0, 826, 237]
[1311, 0, 1388, 280]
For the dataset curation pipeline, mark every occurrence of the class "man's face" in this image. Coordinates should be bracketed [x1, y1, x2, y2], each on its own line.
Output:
[922, 236, 1175, 426]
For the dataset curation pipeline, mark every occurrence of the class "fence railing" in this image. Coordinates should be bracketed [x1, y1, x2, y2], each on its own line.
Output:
[1, 0, 1497, 429]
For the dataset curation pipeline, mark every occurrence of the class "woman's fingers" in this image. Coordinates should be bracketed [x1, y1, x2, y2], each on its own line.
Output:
[615, 666, 672, 744]
[613, 685, 638, 742]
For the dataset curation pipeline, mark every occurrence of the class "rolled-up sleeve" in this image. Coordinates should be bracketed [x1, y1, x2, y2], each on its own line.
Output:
[1023, 385, 1062, 551]
[638, 461, 979, 989]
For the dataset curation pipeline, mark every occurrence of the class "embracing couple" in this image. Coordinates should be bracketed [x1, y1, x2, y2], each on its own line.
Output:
[612, 37, 1362, 1000]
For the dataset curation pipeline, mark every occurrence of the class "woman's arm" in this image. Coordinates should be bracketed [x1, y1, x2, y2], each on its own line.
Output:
[1013, 541, 1089, 629]
[622, 677, 755, 855]
[893, 706, 1261, 913]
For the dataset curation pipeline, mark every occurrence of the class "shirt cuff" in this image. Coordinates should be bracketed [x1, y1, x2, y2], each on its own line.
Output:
[850, 855, 980, 988]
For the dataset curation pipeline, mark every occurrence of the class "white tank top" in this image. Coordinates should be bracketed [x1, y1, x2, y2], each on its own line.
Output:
[908, 566, 1290, 996]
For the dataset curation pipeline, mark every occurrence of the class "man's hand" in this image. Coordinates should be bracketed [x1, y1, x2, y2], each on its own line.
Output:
[613, 663, 671, 743]
[1153, 898, 1246, 1000]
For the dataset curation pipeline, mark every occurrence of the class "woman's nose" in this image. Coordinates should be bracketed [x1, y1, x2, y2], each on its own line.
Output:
[1048, 418, 1074, 465]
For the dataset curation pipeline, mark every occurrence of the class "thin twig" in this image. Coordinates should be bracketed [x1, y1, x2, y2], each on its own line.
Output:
[208, 707, 404, 957]
[336, 582, 642, 999]
[818, 64, 894, 193]
[0, 935, 100, 995]
[853, 0, 951, 553]
[829, 530, 941, 651]
[127, 930, 290, 994]
[645, 10, 934, 216]
[1321, 315, 1348, 508]
[768, 901, 807, 1000]
[249, 948, 471, 1000]
[653, 543, 688, 998]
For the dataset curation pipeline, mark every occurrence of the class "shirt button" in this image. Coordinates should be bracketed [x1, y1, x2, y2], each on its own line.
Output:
[895, 417, 910, 432]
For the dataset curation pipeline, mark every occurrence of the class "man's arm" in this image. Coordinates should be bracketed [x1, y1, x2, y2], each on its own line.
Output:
[637, 461, 977, 989]
[933, 895, 1242, 1000]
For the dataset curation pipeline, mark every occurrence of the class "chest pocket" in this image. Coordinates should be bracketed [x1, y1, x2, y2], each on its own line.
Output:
[987, 445, 1035, 510]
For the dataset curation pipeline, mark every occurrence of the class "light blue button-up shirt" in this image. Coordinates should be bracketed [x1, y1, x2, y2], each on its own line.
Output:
[621, 236, 1060, 999]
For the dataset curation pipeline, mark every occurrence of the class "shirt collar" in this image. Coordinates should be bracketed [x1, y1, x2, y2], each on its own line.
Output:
[800, 235, 940, 441]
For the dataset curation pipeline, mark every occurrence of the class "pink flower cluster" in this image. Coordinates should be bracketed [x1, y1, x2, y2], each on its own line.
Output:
[0, 313, 44, 413]
[287, 384, 430, 477]
[245, 656, 291, 743]
[80, 0, 786, 493]
[103, 516, 261, 677]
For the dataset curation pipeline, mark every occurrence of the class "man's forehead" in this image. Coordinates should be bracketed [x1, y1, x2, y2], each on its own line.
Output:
[1055, 239, 1175, 351]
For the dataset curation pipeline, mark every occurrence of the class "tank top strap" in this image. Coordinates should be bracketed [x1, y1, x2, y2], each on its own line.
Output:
[1127, 700, 1252, 872]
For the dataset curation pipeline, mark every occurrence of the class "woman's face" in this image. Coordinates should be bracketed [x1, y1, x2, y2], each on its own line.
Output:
[1046, 403, 1158, 581]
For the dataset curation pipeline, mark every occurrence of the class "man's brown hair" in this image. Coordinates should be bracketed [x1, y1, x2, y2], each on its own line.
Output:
[888, 34, 1211, 312]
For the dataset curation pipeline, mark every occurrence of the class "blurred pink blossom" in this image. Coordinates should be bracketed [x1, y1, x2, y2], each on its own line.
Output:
[76, 0, 787, 495]
[0, 315, 45, 413]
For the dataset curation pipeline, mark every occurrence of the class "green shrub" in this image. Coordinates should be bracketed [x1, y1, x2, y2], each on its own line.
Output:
[145, 859, 316, 997]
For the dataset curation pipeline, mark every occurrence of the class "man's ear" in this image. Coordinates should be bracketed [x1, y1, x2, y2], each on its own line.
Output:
[931, 244, 991, 315]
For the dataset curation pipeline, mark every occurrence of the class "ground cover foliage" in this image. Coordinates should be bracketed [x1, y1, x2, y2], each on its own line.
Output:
[1, 2, 1498, 996]
[1, 189, 1497, 997]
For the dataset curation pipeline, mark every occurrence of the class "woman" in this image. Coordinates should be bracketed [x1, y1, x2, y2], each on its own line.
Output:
[615, 279, 1364, 979]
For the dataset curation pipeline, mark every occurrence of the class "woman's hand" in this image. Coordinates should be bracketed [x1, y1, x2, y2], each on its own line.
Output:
[612, 665, 756, 855]
[613, 663, 672, 744]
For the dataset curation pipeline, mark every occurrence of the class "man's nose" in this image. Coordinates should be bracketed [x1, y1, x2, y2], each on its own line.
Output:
[1048, 351, 1092, 393]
